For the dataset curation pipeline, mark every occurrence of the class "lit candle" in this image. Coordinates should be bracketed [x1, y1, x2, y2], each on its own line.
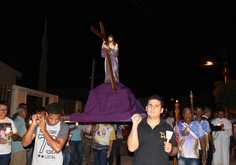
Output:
[217, 123, 221, 126]
[29, 120, 32, 125]
[5, 127, 11, 134]
[76, 122, 78, 126]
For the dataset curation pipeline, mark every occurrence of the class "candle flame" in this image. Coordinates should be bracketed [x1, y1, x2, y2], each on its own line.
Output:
[5, 127, 11, 134]
[76, 122, 78, 126]
[176, 100, 178, 103]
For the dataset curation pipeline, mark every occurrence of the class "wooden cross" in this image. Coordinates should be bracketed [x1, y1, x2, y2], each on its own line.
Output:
[91, 21, 117, 93]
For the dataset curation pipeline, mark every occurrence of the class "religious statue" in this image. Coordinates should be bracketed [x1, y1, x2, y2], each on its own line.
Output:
[101, 35, 119, 82]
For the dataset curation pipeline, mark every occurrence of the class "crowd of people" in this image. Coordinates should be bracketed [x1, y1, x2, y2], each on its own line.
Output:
[0, 101, 130, 165]
[131, 95, 235, 165]
[1, 94, 236, 165]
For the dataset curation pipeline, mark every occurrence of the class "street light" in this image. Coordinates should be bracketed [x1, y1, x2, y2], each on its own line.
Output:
[205, 60, 229, 117]
[204, 61, 228, 83]
[205, 61, 213, 66]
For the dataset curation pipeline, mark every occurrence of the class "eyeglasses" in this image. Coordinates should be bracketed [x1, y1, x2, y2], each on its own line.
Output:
[196, 110, 202, 112]
[0, 108, 7, 111]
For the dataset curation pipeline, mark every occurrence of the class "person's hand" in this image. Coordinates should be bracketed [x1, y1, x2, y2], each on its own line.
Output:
[103, 44, 109, 49]
[102, 41, 109, 49]
[106, 150, 111, 158]
[82, 138, 85, 144]
[31, 114, 41, 126]
[131, 114, 141, 126]
[11, 134, 19, 141]
[37, 115, 46, 133]
[5, 131, 13, 137]
[202, 155, 206, 165]
[212, 145, 215, 153]
[74, 125, 78, 129]
[164, 142, 172, 153]
[0, 137, 7, 144]
[68, 133, 72, 141]
[221, 124, 224, 128]
[69, 148, 71, 154]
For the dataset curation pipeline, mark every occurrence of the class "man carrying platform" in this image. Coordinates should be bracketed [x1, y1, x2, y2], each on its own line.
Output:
[127, 95, 178, 165]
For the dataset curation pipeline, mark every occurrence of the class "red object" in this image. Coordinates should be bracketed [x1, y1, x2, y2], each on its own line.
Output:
[175, 132, 179, 144]
[178, 115, 183, 122]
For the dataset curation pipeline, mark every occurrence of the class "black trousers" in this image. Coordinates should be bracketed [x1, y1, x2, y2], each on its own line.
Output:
[207, 141, 213, 165]
[199, 150, 203, 165]
[199, 149, 211, 165]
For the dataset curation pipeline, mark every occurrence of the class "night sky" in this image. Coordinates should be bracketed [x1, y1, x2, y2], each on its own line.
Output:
[1, 1, 236, 107]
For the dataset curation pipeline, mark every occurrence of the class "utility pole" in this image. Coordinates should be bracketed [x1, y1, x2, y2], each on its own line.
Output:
[90, 58, 96, 90]
[221, 49, 229, 83]
[221, 49, 229, 117]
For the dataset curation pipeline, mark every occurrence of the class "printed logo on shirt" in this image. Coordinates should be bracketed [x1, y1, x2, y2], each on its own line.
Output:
[96, 128, 106, 138]
[159, 132, 165, 139]
[37, 130, 58, 159]
[0, 123, 12, 145]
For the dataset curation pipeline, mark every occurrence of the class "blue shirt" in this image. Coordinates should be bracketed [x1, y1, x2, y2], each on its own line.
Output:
[69, 124, 83, 141]
[194, 118, 211, 134]
[11, 116, 27, 153]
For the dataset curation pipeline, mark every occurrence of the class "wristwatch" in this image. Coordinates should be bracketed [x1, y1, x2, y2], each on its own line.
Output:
[169, 148, 173, 154]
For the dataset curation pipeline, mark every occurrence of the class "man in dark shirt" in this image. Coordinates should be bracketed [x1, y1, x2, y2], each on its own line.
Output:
[127, 95, 178, 165]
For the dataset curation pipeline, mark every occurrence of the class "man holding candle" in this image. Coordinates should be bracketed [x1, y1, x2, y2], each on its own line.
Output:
[69, 122, 84, 165]
[0, 101, 17, 165]
[22, 102, 69, 165]
[10, 106, 28, 165]
[127, 95, 178, 165]
[212, 109, 232, 165]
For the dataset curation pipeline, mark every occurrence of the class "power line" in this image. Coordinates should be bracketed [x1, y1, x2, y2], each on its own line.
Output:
[132, 0, 209, 53]
[166, 0, 218, 48]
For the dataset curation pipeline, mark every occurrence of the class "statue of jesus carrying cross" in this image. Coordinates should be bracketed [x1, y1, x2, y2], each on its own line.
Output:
[91, 21, 119, 93]
[101, 34, 119, 83]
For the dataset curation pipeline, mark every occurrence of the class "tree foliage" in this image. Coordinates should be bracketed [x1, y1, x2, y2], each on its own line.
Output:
[213, 80, 236, 109]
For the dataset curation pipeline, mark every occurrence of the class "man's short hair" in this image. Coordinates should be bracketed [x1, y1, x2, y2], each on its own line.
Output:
[147, 95, 164, 108]
[229, 113, 235, 117]
[0, 100, 8, 106]
[218, 109, 225, 114]
[168, 109, 174, 112]
[195, 105, 202, 110]
[30, 110, 37, 116]
[19, 103, 27, 107]
[37, 106, 46, 113]
[47, 103, 62, 115]
[203, 107, 211, 114]
[183, 107, 193, 114]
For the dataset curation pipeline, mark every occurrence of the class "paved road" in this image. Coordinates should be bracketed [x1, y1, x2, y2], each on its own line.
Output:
[110, 155, 236, 165]
[82, 154, 236, 165]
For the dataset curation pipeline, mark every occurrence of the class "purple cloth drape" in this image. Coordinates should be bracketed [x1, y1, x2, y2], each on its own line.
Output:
[66, 82, 146, 122]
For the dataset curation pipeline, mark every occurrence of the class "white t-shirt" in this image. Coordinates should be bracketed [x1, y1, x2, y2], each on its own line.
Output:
[94, 124, 115, 145]
[0, 117, 17, 154]
[32, 120, 69, 165]
[166, 117, 175, 128]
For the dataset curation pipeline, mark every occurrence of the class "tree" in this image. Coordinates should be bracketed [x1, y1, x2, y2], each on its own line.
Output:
[213, 80, 236, 109]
